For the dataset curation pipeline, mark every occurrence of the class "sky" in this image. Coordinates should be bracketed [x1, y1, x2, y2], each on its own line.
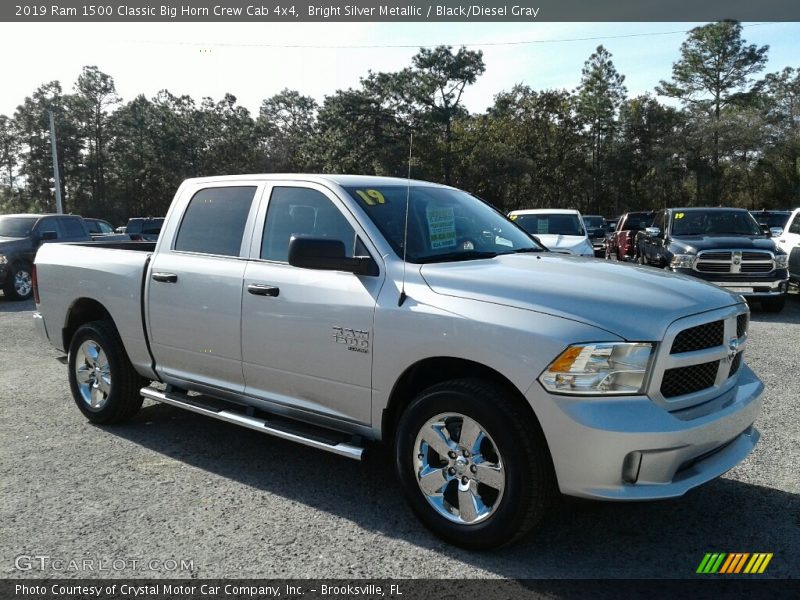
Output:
[0, 21, 798, 118]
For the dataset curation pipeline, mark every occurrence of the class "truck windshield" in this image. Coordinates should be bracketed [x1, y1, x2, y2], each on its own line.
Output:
[343, 186, 542, 263]
[0, 216, 37, 238]
[583, 216, 605, 229]
[513, 213, 585, 237]
[671, 210, 762, 236]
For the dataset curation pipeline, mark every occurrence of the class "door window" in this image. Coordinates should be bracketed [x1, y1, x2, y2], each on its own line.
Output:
[174, 187, 257, 257]
[261, 187, 356, 262]
[59, 217, 87, 238]
[790, 215, 800, 235]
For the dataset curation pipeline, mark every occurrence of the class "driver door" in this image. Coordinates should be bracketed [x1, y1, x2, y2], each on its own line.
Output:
[241, 182, 384, 425]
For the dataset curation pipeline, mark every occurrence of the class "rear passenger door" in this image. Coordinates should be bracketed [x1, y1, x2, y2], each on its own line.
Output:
[147, 183, 263, 392]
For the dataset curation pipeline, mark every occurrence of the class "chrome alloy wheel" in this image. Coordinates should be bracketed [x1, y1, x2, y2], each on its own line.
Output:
[14, 269, 32, 297]
[413, 412, 505, 525]
[74, 340, 112, 410]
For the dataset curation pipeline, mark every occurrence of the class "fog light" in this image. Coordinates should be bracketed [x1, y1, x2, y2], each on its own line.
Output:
[622, 451, 642, 483]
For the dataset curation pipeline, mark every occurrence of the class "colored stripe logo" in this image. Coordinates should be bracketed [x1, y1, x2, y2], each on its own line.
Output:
[696, 552, 773, 574]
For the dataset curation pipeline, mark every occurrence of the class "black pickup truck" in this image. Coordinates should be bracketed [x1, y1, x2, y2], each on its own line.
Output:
[0, 214, 91, 300]
[636, 207, 790, 312]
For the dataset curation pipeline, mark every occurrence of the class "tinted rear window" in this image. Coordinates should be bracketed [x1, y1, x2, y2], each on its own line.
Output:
[174, 187, 256, 256]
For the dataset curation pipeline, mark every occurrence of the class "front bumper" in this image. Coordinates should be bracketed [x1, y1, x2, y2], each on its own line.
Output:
[527, 364, 762, 500]
[670, 267, 789, 297]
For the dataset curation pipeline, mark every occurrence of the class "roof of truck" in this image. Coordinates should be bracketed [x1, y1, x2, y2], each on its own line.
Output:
[181, 174, 452, 189]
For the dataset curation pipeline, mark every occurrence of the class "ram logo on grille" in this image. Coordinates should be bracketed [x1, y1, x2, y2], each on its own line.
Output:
[727, 339, 739, 362]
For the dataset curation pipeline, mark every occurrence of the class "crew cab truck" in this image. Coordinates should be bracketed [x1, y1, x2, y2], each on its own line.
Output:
[637, 207, 790, 312]
[774, 208, 800, 286]
[34, 175, 764, 549]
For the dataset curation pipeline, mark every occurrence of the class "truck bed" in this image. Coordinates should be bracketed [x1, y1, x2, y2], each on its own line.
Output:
[34, 242, 156, 379]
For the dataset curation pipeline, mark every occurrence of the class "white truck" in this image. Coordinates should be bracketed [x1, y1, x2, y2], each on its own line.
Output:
[33, 175, 763, 549]
[775, 208, 800, 285]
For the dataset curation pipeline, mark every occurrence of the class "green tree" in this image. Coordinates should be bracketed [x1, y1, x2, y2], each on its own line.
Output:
[657, 20, 768, 203]
[576, 45, 627, 215]
[257, 89, 318, 172]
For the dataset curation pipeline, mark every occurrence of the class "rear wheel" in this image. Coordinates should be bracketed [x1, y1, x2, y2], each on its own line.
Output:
[394, 378, 555, 549]
[3, 262, 33, 300]
[68, 320, 144, 423]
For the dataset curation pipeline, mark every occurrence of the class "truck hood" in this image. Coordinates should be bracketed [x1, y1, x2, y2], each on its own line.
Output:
[0, 237, 32, 253]
[669, 235, 780, 253]
[419, 253, 741, 341]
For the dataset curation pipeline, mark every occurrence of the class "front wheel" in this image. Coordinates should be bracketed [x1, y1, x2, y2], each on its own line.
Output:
[3, 262, 33, 300]
[68, 320, 144, 424]
[394, 379, 555, 549]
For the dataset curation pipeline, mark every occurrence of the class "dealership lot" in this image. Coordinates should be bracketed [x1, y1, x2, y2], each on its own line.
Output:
[1, 294, 798, 579]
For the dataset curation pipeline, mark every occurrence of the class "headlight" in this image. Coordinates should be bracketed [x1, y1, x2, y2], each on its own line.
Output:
[539, 342, 654, 395]
[0, 254, 7, 265]
[670, 254, 694, 269]
[774, 254, 788, 269]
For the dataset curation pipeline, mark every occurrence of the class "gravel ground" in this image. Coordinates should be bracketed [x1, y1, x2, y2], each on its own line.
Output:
[1, 292, 798, 579]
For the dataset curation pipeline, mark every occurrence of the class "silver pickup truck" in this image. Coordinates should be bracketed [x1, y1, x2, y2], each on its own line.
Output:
[33, 175, 763, 549]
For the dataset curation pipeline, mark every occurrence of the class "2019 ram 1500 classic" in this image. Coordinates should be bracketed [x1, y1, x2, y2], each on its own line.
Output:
[33, 175, 764, 549]
[636, 207, 790, 312]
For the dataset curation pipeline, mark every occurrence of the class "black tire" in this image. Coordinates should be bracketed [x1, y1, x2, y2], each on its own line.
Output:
[3, 262, 33, 301]
[394, 378, 555, 550]
[67, 320, 144, 424]
[762, 296, 785, 313]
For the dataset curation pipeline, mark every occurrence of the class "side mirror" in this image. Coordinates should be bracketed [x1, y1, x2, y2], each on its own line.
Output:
[40, 230, 58, 241]
[770, 227, 783, 238]
[645, 227, 662, 238]
[288, 237, 377, 276]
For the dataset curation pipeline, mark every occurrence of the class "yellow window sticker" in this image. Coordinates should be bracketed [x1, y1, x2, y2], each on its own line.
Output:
[355, 189, 386, 206]
[675, 212, 685, 219]
[509, 214, 518, 221]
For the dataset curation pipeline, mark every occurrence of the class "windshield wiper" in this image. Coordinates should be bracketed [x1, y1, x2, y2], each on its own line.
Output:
[417, 251, 499, 264]
[508, 247, 545, 254]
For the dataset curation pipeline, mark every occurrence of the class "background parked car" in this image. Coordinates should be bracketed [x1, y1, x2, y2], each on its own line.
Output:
[0, 214, 91, 300]
[124, 217, 164, 241]
[636, 207, 789, 312]
[774, 208, 800, 288]
[750, 210, 791, 237]
[508, 209, 594, 256]
[83, 217, 116, 239]
[582, 214, 608, 257]
[605, 211, 655, 261]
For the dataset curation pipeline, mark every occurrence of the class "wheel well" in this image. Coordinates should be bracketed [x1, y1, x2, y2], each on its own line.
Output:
[381, 357, 537, 444]
[63, 298, 112, 351]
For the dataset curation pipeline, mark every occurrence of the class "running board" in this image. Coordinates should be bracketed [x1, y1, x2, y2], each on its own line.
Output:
[140, 386, 364, 460]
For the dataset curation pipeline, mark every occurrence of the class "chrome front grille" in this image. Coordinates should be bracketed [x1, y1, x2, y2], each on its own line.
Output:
[694, 249, 774, 274]
[649, 305, 749, 412]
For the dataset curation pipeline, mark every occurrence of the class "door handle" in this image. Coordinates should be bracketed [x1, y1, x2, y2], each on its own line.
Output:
[152, 272, 178, 283]
[247, 283, 280, 297]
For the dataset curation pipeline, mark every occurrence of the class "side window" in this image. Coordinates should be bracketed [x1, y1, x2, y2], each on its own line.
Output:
[653, 211, 665, 232]
[35, 218, 62, 239]
[59, 217, 87, 238]
[174, 186, 257, 257]
[790, 215, 800, 235]
[99, 221, 114, 234]
[261, 187, 356, 262]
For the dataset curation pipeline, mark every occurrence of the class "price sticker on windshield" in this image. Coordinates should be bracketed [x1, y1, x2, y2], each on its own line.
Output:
[426, 206, 457, 250]
[675, 212, 685, 219]
[355, 189, 386, 206]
